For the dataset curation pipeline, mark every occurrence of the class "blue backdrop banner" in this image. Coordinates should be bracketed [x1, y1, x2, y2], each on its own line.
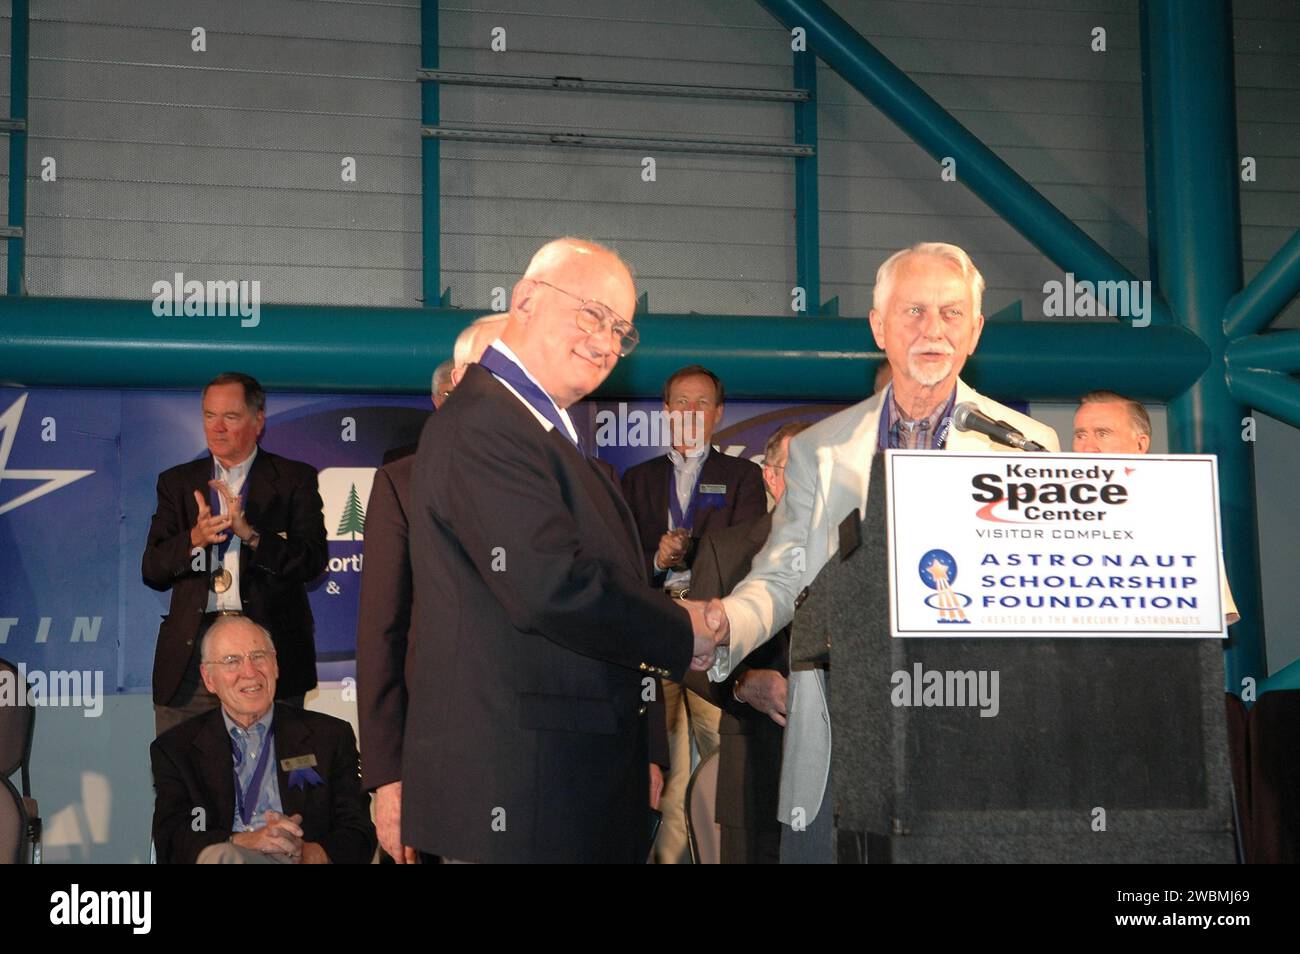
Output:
[0, 386, 846, 692]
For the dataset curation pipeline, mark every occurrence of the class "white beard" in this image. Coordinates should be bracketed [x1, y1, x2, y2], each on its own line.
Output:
[907, 355, 953, 388]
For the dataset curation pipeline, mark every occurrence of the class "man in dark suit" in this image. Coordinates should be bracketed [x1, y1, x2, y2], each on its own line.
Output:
[621, 364, 766, 863]
[356, 448, 418, 863]
[357, 317, 505, 864]
[685, 421, 809, 863]
[151, 616, 376, 864]
[621, 366, 767, 586]
[403, 237, 725, 863]
[142, 372, 328, 737]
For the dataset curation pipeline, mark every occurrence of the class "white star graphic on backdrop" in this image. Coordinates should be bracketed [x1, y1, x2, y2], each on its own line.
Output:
[0, 393, 95, 516]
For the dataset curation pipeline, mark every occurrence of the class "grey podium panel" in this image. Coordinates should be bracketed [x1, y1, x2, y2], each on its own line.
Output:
[795, 497, 1234, 863]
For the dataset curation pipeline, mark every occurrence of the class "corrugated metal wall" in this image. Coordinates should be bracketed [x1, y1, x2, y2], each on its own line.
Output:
[2, 0, 422, 303]
[0, 0, 1294, 324]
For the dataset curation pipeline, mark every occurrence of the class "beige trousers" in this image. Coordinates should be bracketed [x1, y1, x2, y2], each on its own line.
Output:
[653, 680, 722, 864]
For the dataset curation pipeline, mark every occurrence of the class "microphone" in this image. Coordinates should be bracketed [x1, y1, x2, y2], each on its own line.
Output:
[952, 402, 1046, 452]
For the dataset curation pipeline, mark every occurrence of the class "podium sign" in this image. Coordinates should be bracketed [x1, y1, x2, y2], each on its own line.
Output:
[884, 451, 1226, 638]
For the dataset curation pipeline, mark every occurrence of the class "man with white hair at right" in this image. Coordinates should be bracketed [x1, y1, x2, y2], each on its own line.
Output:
[700, 241, 1060, 863]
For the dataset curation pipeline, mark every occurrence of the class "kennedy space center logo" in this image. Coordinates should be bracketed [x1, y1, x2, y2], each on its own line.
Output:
[918, 549, 971, 624]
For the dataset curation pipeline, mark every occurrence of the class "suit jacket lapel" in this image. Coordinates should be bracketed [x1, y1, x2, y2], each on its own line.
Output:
[193, 710, 237, 831]
[569, 441, 645, 580]
[272, 704, 312, 819]
[475, 368, 646, 580]
[695, 448, 727, 523]
[242, 449, 276, 532]
[647, 454, 671, 532]
[189, 456, 214, 527]
[239, 449, 277, 581]
[826, 392, 886, 533]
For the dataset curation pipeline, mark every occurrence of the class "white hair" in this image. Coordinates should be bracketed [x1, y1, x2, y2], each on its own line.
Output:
[871, 242, 986, 318]
[452, 314, 508, 369]
[200, 616, 274, 665]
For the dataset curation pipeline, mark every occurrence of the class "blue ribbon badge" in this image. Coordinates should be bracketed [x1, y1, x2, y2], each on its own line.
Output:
[287, 766, 324, 790]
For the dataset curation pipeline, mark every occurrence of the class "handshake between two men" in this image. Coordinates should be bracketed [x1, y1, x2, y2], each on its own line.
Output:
[683, 599, 731, 671]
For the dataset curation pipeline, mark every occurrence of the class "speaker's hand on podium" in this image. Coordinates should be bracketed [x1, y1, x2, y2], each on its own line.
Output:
[684, 598, 730, 671]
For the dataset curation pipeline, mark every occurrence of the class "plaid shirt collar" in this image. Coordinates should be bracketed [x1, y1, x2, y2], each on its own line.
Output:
[879, 383, 958, 451]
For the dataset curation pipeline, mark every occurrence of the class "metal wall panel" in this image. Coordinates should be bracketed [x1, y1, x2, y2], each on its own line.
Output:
[0, 0, 1293, 324]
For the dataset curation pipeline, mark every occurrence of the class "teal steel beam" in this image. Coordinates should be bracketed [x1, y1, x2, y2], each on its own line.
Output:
[0, 295, 1207, 401]
[6, 0, 30, 295]
[1144, 0, 1263, 686]
[793, 47, 820, 314]
[756, 0, 1172, 326]
[1226, 369, 1300, 432]
[1223, 229, 1300, 339]
[1227, 330, 1300, 375]
[421, 0, 440, 306]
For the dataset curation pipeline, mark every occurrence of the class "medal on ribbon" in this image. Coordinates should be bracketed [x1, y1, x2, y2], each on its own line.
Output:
[209, 461, 236, 593]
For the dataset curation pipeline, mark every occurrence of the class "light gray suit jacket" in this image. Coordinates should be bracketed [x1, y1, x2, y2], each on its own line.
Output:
[709, 378, 1061, 826]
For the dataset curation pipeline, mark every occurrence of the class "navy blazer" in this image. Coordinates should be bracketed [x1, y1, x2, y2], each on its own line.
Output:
[141, 449, 328, 704]
[356, 454, 414, 792]
[402, 365, 693, 863]
[620, 446, 767, 587]
[150, 702, 377, 864]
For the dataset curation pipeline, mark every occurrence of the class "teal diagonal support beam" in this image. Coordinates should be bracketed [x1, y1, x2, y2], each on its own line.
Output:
[1145, 0, 1263, 687]
[1226, 369, 1300, 431]
[756, 0, 1172, 326]
[1223, 229, 1300, 339]
[1227, 331, 1300, 376]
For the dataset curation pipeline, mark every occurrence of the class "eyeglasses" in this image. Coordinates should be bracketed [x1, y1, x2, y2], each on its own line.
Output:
[532, 280, 640, 357]
[203, 649, 276, 672]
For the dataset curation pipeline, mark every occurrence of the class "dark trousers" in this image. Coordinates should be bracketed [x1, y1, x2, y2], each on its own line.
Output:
[721, 822, 782, 864]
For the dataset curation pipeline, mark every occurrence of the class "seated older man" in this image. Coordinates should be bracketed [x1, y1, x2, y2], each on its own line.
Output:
[151, 616, 376, 863]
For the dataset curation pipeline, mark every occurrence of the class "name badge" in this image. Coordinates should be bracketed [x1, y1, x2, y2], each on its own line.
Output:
[280, 754, 318, 771]
[699, 483, 727, 495]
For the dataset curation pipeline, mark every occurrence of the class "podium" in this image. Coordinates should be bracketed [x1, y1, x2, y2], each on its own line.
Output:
[790, 452, 1236, 863]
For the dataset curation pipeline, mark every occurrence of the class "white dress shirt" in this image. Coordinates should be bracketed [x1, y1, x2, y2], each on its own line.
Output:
[659, 445, 709, 588]
[483, 340, 580, 445]
[206, 447, 257, 612]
